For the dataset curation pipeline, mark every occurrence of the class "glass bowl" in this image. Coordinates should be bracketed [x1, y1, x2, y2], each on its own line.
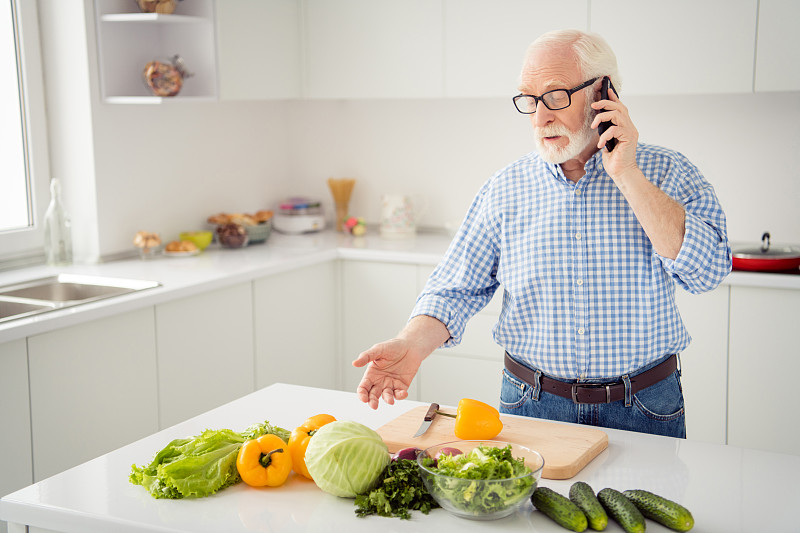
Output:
[416, 440, 544, 520]
[215, 223, 249, 249]
[137, 244, 163, 260]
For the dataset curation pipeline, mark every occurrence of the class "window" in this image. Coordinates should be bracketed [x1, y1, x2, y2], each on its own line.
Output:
[0, 0, 50, 262]
[1, 0, 31, 232]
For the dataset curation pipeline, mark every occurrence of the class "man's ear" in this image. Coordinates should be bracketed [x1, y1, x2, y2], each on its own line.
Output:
[591, 78, 604, 102]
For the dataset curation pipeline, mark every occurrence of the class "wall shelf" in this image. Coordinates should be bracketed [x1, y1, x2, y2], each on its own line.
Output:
[103, 95, 217, 105]
[94, 0, 218, 103]
[100, 13, 209, 24]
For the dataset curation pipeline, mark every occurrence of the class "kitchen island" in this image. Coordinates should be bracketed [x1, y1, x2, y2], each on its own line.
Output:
[2, 383, 797, 533]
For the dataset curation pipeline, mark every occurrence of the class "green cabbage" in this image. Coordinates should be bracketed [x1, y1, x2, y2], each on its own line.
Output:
[305, 420, 390, 498]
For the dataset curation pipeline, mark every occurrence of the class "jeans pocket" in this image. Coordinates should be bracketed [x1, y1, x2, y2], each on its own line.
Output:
[499, 369, 531, 411]
[632, 371, 685, 422]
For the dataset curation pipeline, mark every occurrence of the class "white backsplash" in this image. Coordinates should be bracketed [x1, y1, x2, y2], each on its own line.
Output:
[86, 92, 800, 260]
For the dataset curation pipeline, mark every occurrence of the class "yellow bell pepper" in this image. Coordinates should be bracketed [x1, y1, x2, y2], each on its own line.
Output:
[236, 433, 293, 487]
[288, 414, 336, 479]
[438, 398, 504, 440]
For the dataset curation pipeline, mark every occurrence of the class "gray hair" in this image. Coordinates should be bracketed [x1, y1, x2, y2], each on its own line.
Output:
[521, 29, 622, 93]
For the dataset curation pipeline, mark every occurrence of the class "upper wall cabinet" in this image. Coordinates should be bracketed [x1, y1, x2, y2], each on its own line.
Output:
[216, 0, 302, 100]
[443, 0, 588, 98]
[590, 0, 758, 95]
[93, 0, 218, 103]
[755, 0, 800, 92]
[304, 0, 444, 99]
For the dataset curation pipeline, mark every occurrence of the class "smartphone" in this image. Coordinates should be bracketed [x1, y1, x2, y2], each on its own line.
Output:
[598, 76, 617, 152]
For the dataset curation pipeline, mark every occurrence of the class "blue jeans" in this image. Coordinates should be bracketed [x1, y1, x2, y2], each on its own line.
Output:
[499, 355, 686, 438]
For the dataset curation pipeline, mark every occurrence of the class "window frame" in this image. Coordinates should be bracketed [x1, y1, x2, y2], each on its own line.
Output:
[0, 0, 51, 265]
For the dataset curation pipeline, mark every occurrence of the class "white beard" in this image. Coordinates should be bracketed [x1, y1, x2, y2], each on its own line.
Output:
[534, 100, 596, 164]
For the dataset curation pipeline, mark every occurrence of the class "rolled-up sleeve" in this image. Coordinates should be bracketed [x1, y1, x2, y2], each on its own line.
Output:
[657, 167, 732, 293]
[411, 185, 500, 346]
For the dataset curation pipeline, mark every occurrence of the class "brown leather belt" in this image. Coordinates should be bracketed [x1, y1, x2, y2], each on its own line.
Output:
[503, 353, 678, 404]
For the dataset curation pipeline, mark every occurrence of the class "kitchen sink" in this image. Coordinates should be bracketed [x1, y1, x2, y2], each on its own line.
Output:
[0, 300, 56, 322]
[0, 274, 160, 324]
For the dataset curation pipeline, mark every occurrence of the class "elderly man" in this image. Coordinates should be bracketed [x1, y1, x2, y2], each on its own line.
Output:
[353, 29, 731, 437]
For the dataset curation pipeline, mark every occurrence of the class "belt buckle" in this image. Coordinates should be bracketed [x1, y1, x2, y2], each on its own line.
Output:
[571, 383, 613, 404]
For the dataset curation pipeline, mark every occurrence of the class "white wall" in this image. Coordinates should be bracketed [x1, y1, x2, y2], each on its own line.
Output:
[90, 101, 294, 256]
[83, 92, 800, 259]
[286, 92, 800, 246]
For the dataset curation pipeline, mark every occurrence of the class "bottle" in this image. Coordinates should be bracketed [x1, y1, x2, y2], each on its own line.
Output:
[43, 178, 73, 266]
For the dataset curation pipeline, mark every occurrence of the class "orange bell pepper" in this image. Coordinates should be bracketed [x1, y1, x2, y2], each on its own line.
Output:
[236, 433, 293, 487]
[438, 398, 503, 440]
[287, 414, 336, 479]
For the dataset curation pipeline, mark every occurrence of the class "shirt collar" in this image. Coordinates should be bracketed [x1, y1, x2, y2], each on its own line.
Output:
[543, 149, 605, 184]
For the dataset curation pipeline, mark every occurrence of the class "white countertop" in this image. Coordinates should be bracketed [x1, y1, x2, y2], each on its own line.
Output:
[1, 383, 798, 532]
[1, 229, 798, 344]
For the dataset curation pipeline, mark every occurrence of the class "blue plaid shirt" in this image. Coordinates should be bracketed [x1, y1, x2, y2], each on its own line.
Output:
[412, 143, 731, 379]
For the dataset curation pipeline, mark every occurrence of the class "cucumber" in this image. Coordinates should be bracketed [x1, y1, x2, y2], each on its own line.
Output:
[569, 481, 608, 531]
[623, 489, 694, 532]
[597, 488, 646, 533]
[531, 486, 588, 532]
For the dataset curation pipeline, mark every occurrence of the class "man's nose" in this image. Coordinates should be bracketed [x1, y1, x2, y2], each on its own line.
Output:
[533, 101, 555, 127]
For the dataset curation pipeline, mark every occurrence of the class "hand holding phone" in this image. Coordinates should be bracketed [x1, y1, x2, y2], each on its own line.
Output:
[598, 76, 618, 152]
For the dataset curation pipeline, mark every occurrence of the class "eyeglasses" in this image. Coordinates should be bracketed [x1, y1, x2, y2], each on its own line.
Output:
[512, 78, 598, 114]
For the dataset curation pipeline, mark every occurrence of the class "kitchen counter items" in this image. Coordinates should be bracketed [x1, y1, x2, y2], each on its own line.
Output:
[2, 383, 799, 532]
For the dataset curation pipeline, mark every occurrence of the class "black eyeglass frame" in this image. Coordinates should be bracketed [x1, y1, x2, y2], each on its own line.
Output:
[512, 77, 598, 114]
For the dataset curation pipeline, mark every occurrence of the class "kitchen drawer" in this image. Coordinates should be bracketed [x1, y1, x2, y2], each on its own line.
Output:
[27, 308, 159, 481]
[0, 339, 32, 499]
[341, 261, 420, 398]
[155, 283, 254, 428]
[253, 262, 337, 390]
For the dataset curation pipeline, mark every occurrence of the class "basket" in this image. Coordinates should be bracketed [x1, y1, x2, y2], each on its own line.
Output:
[136, 0, 177, 14]
[245, 220, 272, 245]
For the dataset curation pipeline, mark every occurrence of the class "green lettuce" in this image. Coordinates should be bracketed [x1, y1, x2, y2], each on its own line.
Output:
[423, 444, 534, 516]
[130, 420, 290, 499]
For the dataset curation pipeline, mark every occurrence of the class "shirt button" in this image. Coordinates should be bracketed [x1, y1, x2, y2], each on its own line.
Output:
[575, 232, 582, 240]
[576, 279, 583, 286]
[575, 190, 582, 196]
[577, 328, 585, 335]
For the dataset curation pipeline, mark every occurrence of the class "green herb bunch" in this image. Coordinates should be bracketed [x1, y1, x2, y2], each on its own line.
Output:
[355, 459, 440, 519]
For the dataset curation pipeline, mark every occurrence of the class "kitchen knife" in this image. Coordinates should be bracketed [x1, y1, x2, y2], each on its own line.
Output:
[412, 402, 440, 438]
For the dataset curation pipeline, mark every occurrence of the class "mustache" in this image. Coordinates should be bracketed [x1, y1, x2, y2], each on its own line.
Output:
[535, 123, 572, 138]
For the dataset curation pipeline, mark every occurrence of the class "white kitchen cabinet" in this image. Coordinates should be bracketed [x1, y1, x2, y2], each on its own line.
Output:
[674, 286, 730, 445]
[754, 0, 800, 92]
[27, 308, 159, 481]
[590, 0, 758, 95]
[253, 262, 337, 390]
[415, 266, 506, 407]
[0, 340, 32, 501]
[727, 286, 800, 455]
[155, 283, 254, 428]
[303, 0, 443, 99]
[93, 0, 218, 103]
[443, 0, 588, 98]
[340, 260, 420, 397]
[216, 0, 302, 100]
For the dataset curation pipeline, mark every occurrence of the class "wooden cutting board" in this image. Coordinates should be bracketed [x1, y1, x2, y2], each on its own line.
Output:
[376, 405, 608, 480]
